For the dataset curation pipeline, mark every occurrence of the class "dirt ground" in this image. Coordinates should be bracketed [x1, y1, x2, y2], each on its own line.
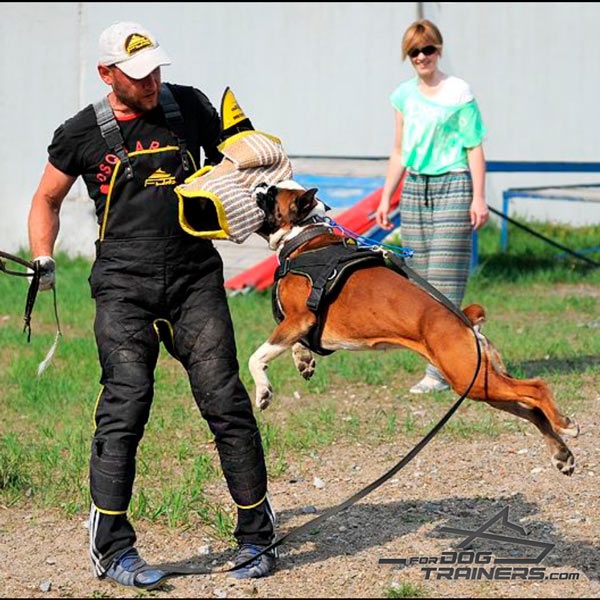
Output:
[1, 377, 599, 599]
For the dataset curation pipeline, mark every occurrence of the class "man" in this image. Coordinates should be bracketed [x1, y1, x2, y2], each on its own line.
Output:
[27, 21, 276, 590]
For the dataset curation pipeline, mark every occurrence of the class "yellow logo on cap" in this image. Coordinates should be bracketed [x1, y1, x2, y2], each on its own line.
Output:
[221, 87, 249, 132]
[125, 33, 153, 56]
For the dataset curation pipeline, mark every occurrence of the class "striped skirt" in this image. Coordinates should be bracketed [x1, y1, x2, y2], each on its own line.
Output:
[400, 171, 473, 307]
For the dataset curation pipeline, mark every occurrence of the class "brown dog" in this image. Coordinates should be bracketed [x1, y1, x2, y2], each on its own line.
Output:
[249, 182, 579, 475]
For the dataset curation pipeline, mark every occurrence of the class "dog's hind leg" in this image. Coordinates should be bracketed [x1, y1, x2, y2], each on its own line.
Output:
[438, 331, 579, 475]
[458, 308, 579, 443]
[292, 342, 315, 380]
[485, 400, 576, 476]
[473, 370, 579, 440]
[428, 320, 577, 440]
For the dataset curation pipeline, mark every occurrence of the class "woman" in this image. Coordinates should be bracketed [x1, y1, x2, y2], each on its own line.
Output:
[376, 18, 489, 394]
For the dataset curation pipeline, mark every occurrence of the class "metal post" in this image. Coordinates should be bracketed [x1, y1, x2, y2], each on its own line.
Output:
[501, 190, 510, 253]
[470, 231, 479, 271]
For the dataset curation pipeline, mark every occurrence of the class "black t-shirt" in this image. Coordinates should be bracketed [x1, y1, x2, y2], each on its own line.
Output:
[48, 83, 222, 211]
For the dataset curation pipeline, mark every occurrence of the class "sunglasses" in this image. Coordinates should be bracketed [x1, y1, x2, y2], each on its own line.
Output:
[408, 45, 437, 59]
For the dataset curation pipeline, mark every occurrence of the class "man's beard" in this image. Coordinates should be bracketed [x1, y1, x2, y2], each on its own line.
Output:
[114, 86, 159, 114]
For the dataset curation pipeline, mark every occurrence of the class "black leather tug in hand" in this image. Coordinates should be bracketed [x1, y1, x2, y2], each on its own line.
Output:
[0, 250, 39, 341]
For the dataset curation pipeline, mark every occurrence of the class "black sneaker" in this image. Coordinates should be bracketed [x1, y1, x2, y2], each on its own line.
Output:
[228, 543, 276, 579]
[104, 547, 170, 590]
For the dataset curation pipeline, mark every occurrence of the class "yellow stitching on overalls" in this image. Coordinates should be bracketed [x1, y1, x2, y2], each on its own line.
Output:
[92, 386, 104, 431]
[99, 163, 121, 241]
[236, 493, 267, 510]
[128, 146, 179, 157]
[185, 149, 197, 173]
[99, 146, 185, 240]
[128, 146, 196, 170]
[95, 506, 128, 515]
[152, 318, 174, 345]
[90, 386, 128, 515]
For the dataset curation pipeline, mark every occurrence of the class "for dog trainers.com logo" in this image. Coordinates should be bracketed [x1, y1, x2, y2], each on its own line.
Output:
[379, 506, 580, 581]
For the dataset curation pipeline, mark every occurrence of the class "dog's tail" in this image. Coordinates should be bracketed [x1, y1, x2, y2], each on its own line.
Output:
[463, 304, 509, 376]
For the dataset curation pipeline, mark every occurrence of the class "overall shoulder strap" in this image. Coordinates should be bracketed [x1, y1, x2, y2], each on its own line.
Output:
[159, 84, 191, 173]
[92, 97, 134, 180]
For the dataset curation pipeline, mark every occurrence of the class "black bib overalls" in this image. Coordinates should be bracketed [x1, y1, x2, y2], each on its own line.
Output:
[87, 106, 274, 574]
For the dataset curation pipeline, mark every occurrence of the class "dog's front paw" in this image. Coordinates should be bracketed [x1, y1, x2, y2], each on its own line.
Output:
[292, 344, 316, 380]
[256, 385, 273, 410]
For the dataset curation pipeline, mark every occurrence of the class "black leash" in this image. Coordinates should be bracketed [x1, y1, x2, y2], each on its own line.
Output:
[0, 250, 62, 370]
[158, 243, 482, 578]
[0, 250, 39, 340]
[384, 252, 475, 327]
[0, 250, 35, 275]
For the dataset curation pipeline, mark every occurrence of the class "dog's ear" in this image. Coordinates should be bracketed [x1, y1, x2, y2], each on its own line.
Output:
[289, 188, 319, 224]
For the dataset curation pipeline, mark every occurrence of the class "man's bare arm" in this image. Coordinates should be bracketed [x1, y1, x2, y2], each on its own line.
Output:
[28, 162, 76, 257]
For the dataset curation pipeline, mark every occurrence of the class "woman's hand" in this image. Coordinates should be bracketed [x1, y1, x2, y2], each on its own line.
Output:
[376, 197, 395, 230]
[470, 197, 489, 230]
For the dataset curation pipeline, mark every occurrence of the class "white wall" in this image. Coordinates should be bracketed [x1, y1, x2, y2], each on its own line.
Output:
[1, 2, 599, 256]
[1, 2, 83, 254]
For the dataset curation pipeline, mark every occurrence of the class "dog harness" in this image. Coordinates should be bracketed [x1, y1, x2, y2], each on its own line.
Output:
[272, 237, 394, 355]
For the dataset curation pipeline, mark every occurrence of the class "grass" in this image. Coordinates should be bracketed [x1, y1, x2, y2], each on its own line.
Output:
[0, 220, 598, 540]
[383, 581, 428, 598]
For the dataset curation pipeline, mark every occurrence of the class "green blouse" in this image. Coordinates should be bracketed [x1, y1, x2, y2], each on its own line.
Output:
[390, 77, 486, 176]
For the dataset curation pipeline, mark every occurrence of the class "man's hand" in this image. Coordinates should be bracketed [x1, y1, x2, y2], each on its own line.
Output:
[33, 256, 56, 291]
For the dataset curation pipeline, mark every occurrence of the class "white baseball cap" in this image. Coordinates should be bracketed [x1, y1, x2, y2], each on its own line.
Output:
[98, 22, 171, 79]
